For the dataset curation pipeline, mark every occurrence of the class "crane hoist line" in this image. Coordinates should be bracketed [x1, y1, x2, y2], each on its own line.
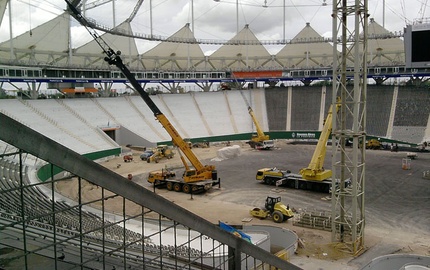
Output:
[65, 0, 220, 194]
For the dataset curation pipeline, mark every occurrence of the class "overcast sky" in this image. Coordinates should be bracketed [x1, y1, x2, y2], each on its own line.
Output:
[0, 0, 429, 55]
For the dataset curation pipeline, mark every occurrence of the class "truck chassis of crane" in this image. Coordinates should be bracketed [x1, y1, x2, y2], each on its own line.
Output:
[256, 168, 350, 193]
[152, 178, 220, 194]
[148, 168, 220, 194]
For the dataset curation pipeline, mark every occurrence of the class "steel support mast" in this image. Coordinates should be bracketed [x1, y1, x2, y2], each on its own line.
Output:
[331, 0, 367, 255]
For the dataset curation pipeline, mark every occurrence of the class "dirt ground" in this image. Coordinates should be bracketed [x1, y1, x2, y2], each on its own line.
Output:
[55, 143, 430, 270]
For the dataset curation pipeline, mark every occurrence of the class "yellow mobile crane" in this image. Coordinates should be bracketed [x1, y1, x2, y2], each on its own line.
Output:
[239, 91, 274, 150]
[256, 101, 350, 193]
[299, 102, 340, 181]
[65, 1, 219, 194]
[247, 106, 274, 150]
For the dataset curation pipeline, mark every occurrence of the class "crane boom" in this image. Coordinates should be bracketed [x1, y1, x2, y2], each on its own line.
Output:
[65, 0, 215, 182]
[248, 106, 269, 141]
[299, 101, 341, 181]
[239, 90, 273, 149]
[255, 98, 349, 193]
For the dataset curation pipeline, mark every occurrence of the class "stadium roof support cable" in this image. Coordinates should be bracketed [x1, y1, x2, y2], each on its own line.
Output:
[127, 0, 144, 23]
[76, 15, 404, 45]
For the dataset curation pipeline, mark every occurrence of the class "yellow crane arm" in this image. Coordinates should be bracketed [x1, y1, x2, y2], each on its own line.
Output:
[248, 106, 269, 142]
[300, 102, 341, 181]
[156, 114, 215, 174]
[65, 0, 216, 185]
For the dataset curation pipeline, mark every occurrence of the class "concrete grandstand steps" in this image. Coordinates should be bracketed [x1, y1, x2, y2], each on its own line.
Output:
[90, 98, 118, 125]
[391, 126, 426, 144]
[124, 95, 168, 140]
[127, 95, 170, 141]
[96, 96, 169, 143]
[264, 88, 290, 131]
[0, 140, 20, 157]
[391, 87, 430, 144]
[2, 85, 429, 150]
[251, 88, 269, 133]
[60, 98, 116, 128]
[290, 87, 321, 130]
[192, 91, 236, 136]
[20, 99, 109, 151]
[227, 90, 253, 133]
[20, 100, 97, 149]
[156, 94, 192, 138]
[394, 87, 430, 127]
[0, 160, 144, 247]
[0, 100, 101, 153]
[189, 92, 214, 136]
[221, 91, 238, 134]
[366, 86, 395, 136]
[56, 99, 119, 148]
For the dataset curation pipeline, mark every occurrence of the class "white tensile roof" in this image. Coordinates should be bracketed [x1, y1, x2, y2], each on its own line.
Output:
[0, 0, 7, 25]
[0, 12, 70, 65]
[0, 11, 405, 71]
[276, 23, 334, 69]
[365, 19, 405, 66]
[140, 23, 205, 71]
[208, 24, 273, 70]
[72, 21, 139, 68]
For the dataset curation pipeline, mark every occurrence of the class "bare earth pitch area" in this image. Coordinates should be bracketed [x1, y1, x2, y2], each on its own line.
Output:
[56, 141, 430, 270]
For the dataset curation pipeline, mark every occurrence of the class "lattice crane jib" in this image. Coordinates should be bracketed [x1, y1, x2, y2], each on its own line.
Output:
[331, 0, 367, 255]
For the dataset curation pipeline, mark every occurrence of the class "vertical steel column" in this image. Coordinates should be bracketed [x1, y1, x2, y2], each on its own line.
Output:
[18, 150, 29, 269]
[50, 163, 59, 268]
[331, 0, 367, 255]
[7, 0, 13, 61]
[78, 177, 84, 267]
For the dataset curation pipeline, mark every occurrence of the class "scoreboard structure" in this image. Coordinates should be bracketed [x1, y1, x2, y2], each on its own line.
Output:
[404, 22, 430, 68]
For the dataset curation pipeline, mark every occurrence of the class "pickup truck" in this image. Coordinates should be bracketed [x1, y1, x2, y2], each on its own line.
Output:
[140, 150, 155, 161]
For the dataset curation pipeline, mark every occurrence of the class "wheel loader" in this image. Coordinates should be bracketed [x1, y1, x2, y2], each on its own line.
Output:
[249, 196, 294, 223]
[147, 145, 175, 163]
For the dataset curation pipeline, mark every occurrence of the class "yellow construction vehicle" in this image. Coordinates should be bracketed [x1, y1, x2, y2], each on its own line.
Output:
[249, 196, 294, 223]
[247, 106, 274, 150]
[299, 102, 340, 181]
[362, 139, 383, 150]
[184, 139, 210, 149]
[147, 145, 175, 163]
[65, 2, 219, 194]
[238, 90, 274, 150]
[256, 101, 350, 193]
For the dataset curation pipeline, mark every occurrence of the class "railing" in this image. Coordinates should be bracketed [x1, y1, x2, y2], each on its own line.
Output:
[0, 113, 301, 270]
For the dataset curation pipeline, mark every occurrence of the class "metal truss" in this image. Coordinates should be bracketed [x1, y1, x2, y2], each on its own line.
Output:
[331, 0, 367, 255]
[0, 113, 301, 270]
